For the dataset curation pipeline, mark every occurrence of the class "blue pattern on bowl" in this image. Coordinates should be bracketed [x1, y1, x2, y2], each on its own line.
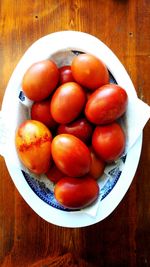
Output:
[19, 91, 25, 102]
[22, 170, 70, 211]
[100, 168, 122, 201]
[22, 166, 122, 211]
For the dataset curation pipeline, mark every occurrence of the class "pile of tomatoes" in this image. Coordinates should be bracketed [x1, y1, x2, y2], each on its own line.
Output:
[15, 53, 128, 210]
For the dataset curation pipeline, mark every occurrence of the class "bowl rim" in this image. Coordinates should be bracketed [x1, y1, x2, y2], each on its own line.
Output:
[1, 31, 142, 227]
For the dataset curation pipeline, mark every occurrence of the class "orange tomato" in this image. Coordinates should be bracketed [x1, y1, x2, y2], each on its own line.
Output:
[71, 53, 109, 90]
[51, 134, 91, 177]
[22, 60, 59, 101]
[50, 82, 86, 124]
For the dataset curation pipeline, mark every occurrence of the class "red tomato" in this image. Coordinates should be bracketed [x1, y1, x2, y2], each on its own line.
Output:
[46, 164, 64, 183]
[85, 84, 128, 125]
[57, 118, 93, 144]
[51, 134, 91, 177]
[50, 82, 86, 124]
[22, 60, 59, 101]
[92, 123, 125, 162]
[54, 176, 99, 209]
[89, 148, 106, 179]
[15, 120, 52, 174]
[59, 65, 75, 84]
[31, 98, 57, 129]
[71, 53, 109, 90]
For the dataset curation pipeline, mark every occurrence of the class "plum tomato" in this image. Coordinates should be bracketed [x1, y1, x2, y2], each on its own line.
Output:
[59, 65, 75, 84]
[71, 53, 109, 90]
[46, 164, 64, 183]
[54, 176, 99, 209]
[57, 118, 93, 144]
[31, 98, 57, 129]
[22, 60, 59, 101]
[50, 82, 86, 124]
[92, 122, 125, 162]
[89, 147, 106, 179]
[85, 83, 128, 125]
[51, 134, 91, 177]
[15, 120, 52, 174]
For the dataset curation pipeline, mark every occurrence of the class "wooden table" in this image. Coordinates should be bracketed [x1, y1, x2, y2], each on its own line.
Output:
[0, 1, 150, 266]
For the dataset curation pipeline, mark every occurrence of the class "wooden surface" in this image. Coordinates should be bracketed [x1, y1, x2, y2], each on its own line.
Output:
[0, 1, 150, 266]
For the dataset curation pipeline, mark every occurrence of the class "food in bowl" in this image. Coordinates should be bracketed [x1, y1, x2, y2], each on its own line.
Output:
[15, 120, 52, 174]
[15, 52, 128, 210]
[22, 59, 59, 101]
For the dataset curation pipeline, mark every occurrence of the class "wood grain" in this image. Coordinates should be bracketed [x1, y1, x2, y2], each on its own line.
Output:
[0, 0, 150, 266]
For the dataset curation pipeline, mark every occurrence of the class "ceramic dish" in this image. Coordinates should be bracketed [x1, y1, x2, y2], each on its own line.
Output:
[0, 31, 142, 227]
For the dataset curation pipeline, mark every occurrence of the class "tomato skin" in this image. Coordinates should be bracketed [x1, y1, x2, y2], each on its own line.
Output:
[31, 98, 57, 129]
[15, 120, 52, 174]
[85, 84, 128, 125]
[22, 60, 59, 101]
[51, 134, 91, 177]
[54, 176, 99, 209]
[50, 82, 86, 124]
[46, 164, 64, 183]
[92, 123, 125, 162]
[57, 118, 93, 144]
[71, 54, 109, 90]
[89, 148, 106, 179]
[59, 65, 75, 84]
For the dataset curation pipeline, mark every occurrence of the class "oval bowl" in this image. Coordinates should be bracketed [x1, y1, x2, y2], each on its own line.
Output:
[0, 31, 142, 227]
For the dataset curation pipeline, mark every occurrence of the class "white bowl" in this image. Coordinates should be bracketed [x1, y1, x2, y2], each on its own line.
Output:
[0, 31, 142, 227]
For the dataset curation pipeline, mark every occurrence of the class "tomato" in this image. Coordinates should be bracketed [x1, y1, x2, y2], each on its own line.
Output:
[85, 84, 128, 125]
[54, 176, 99, 209]
[59, 65, 75, 84]
[51, 134, 91, 177]
[15, 120, 52, 174]
[22, 60, 59, 101]
[71, 53, 109, 90]
[57, 118, 93, 144]
[31, 98, 57, 129]
[50, 82, 86, 124]
[89, 148, 106, 179]
[92, 123, 125, 162]
[46, 164, 64, 183]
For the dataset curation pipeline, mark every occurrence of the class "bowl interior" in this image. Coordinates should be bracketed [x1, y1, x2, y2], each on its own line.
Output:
[17, 49, 126, 212]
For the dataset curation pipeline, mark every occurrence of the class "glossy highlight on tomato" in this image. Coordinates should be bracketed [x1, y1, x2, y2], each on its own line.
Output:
[51, 134, 91, 177]
[54, 176, 99, 209]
